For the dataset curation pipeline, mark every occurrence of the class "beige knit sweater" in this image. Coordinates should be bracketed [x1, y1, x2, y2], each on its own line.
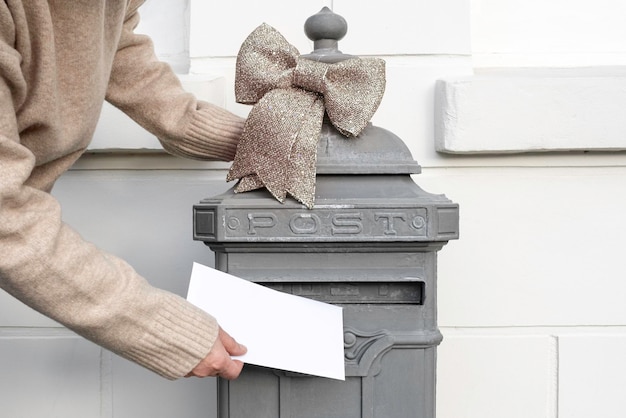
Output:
[0, 0, 244, 379]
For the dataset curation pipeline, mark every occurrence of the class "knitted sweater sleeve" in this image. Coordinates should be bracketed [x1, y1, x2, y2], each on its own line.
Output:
[0, 3, 219, 380]
[106, 0, 244, 161]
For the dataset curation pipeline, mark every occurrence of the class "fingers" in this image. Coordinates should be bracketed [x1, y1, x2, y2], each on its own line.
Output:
[219, 328, 247, 357]
[185, 327, 246, 380]
[219, 358, 245, 380]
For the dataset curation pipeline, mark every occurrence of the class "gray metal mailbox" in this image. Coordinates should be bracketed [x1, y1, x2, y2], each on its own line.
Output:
[193, 8, 459, 418]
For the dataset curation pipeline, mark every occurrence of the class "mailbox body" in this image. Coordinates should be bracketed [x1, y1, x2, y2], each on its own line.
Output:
[193, 124, 459, 418]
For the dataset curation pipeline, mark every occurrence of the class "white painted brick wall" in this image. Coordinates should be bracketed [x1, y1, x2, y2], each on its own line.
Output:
[4, 0, 626, 417]
[0, 335, 102, 417]
[559, 334, 626, 418]
[472, 0, 626, 67]
[437, 332, 557, 418]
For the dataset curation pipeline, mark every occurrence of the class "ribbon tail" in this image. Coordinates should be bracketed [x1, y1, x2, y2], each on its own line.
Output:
[234, 175, 265, 194]
[226, 115, 286, 198]
[285, 98, 325, 209]
[227, 88, 323, 206]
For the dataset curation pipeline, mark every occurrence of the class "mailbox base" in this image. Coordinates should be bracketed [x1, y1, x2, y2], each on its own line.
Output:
[219, 343, 439, 418]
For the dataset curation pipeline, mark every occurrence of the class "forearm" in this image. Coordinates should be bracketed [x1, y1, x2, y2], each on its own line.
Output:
[0, 0, 221, 380]
[0, 135, 219, 379]
[106, 3, 243, 161]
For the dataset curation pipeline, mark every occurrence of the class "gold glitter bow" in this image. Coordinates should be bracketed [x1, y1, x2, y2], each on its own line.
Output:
[227, 23, 386, 208]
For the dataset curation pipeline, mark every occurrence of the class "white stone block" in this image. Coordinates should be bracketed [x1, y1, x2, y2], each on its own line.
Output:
[190, 0, 327, 58]
[435, 68, 626, 153]
[472, 0, 626, 56]
[559, 333, 626, 418]
[137, 0, 190, 73]
[417, 167, 626, 327]
[335, 0, 471, 55]
[111, 356, 216, 418]
[0, 336, 102, 417]
[437, 333, 555, 418]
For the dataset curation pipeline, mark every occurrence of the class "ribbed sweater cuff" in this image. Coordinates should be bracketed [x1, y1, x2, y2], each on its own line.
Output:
[124, 292, 219, 380]
[174, 104, 244, 162]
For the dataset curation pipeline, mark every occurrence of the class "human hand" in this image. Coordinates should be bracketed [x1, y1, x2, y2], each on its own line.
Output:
[186, 327, 247, 379]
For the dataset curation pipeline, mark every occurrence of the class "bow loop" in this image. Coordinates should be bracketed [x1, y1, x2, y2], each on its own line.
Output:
[234, 23, 299, 104]
[292, 58, 386, 136]
[228, 23, 386, 208]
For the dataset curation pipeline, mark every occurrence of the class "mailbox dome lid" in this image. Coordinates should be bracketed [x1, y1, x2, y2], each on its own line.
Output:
[316, 122, 421, 174]
[302, 8, 420, 175]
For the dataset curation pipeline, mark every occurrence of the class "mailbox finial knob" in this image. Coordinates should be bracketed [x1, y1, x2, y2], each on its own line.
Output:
[303, 7, 351, 63]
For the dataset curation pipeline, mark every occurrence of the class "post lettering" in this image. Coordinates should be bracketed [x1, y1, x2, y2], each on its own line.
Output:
[247, 212, 277, 235]
[289, 213, 320, 234]
[332, 213, 363, 235]
[375, 212, 407, 235]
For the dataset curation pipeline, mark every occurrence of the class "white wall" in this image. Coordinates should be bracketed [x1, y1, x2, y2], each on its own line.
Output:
[435, 1, 626, 417]
[2, 0, 626, 417]
[471, 0, 626, 68]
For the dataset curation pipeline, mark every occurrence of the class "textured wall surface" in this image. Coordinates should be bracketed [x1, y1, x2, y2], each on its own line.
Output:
[2, 0, 626, 417]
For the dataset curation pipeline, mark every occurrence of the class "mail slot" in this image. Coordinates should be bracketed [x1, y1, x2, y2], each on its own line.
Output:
[193, 8, 458, 418]
[257, 281, 424, 304]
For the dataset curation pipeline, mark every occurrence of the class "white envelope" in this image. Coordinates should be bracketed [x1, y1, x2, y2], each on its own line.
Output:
[186, 262, 345, 380]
